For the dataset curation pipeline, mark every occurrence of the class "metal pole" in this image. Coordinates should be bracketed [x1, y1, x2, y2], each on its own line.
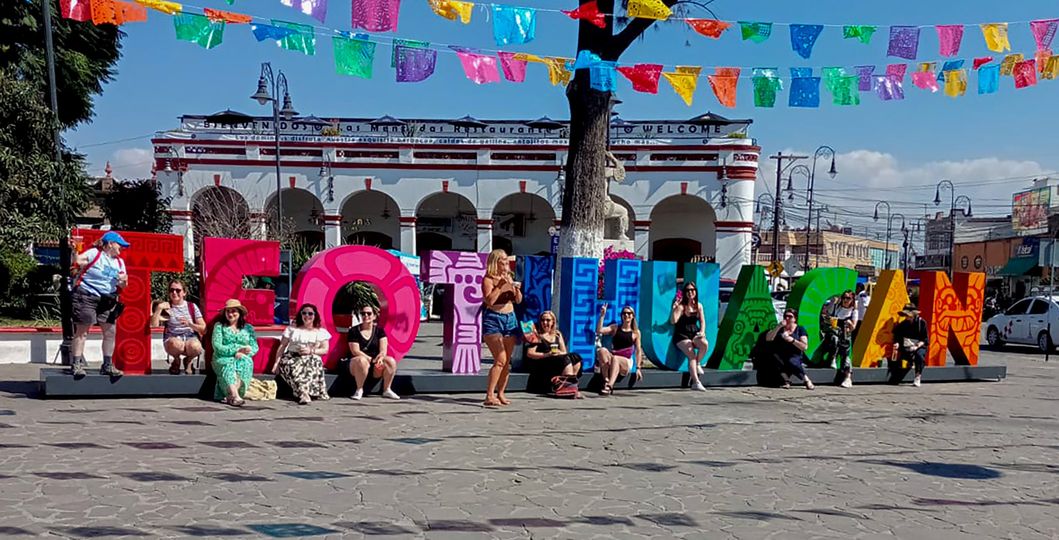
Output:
[949, 192, 956, 275]
[42, 0, 74, 366]
[804, 170, 815, 272]
[272, 77, 283, 243]
[771, 153, 784, 265]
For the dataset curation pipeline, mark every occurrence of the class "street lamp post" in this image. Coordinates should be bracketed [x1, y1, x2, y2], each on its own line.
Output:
[768, 152, 809, 268]
[251, 63, 299, 242]
[934, 180, 973, 274]
[786, 146, 837, 272]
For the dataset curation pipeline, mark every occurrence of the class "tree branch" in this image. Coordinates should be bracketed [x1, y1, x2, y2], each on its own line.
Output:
[605, 0, 711, 59]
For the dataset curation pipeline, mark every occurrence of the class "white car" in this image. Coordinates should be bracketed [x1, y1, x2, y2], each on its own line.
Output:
[983, 296, 1059, 352]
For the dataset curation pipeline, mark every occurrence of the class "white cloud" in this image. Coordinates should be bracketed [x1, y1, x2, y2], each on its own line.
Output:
[108, 147, 154, 179]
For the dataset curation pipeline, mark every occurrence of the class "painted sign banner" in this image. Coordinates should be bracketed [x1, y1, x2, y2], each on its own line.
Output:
[1012, 186, 1051, 236]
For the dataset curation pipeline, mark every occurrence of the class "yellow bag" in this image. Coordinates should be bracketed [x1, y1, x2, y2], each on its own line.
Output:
[244, 379, 277, 401]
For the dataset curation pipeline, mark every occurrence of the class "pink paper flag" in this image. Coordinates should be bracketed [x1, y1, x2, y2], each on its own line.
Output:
[912, 71, 939, 92]
[1014, 59, 1038, 88]
[1031, 19, 1058, 51]
[497, 51, 527, 82]
[973, 56, 994, 70]
[351, 0, 400, 32]
[935, 25, 964, 57]
[885, 63, 908, 82]
[456, 51, 501, 84]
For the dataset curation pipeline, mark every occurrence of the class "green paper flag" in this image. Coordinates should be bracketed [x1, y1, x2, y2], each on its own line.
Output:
[739, 21, 772, 43]
[225, 0, 234, 4]
[752, 76, 782, 107]
[832, 75, 861, 106]
[173, 13, 225, 49]
[822, 66, 847, 94]
[842, 25, 877, 44]
[271, 19, 315, 55]
[390, 39, 430, 67]
[333, 36, 376, 79]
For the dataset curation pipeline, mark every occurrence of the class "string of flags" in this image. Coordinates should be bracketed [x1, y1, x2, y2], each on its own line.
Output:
[59, 0, 1059, 109]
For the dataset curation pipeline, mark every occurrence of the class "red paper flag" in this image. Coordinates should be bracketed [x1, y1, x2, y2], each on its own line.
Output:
[61, 0, 93, 21]
[973, 56, 994, 70]
[204, 7, 252, 23]
[686, 18, 732, 39]
[115, 0, 147, 23]
[90, 0, 118, 24]
[1014, 59, 1038, 88]
[562, 1, 605, 29]
[707, 67, 740, 108]
[617, 63, 663, 93]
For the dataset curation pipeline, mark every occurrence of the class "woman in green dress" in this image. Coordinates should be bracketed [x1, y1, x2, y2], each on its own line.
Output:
[211, 299, 258, 406]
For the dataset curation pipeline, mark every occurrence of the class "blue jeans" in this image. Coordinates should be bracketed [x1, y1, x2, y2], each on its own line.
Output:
[482, 309, 518, 338]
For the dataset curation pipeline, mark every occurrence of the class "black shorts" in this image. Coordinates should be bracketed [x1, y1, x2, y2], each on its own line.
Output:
[72, 289, 120, 326]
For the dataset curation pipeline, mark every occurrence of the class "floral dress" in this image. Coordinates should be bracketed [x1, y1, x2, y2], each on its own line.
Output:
[277, 326, 331, 399]
[211, 323, 258, 401]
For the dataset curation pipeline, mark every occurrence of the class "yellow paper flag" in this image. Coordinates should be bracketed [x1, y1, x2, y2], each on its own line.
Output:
[135, 0, 181, 14]
[943, 70, 967, 97]
[428, 0, 473, 24]
[627, 0, 671, 21]
[980, 23, 1011, 53]
[675, 65, 702, 76]
[662, 72, 700, 106]
[513, 53, 543, 63]
[544, 57, 573, 86]
[1043, 56, 1059, 80]
[1000, 53, 1024, 76]
[917, 62, 937, 73]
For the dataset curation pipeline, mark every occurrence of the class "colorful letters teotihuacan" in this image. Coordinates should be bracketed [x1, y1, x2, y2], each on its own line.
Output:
[76, 229, 984, 375]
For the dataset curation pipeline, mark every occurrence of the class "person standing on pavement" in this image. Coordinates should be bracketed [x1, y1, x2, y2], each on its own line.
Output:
[70, 231, 130, 378]
[151, 279, 206, 374]
[892, 304, 929, 387]
[481, 249, 522, 407]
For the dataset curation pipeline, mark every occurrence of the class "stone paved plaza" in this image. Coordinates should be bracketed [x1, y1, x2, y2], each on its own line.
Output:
[0, 350, 1056, 539]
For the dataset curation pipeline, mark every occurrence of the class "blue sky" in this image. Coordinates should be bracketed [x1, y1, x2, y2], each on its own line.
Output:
[68, 0, 1059, 233]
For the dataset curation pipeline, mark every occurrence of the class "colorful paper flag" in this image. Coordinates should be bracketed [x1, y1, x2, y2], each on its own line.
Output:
[662, 70, 700, 106]
[497, 51, 528, 82]
[91, 0, 145, 25]
[280, 0, 326, 23]
[590, 61, 617, 91]
[918, 62, 937, 74]
[739, 22, 772, 43]
[854, 65, 875, 91]
[980, 23, 1011, 53]
[395, 45, 437, 82]
[978, 64, 1000, 94]
[935, 25, 964, 57]
[842, 25, 876, 44]
[832, 75, 860, 105]
[1035, 49, 1053, 74]
[572, 49, 601, 71]
[493, 6, 535, 46]
[937, 60, 964, 82]
[135, 0, 181, 15]
[174, 13, 224, 49]
[789, 77, 821, 108]
[543, 57, 573, 86]
[251, 23, 295, 41]
[617, 64, 664, 94]
[627, 0, 670, 21]
[1030, 19, 1058, 51]
[706, 67, 739, 108]
[875, 76, 905, 101]
[911, 71, 939, 92]
[886, 63, 908, 81]
[429, 0, 473, 24]
[332, 35, 375, 78]
[62, 0, 93, 21]
[943, 70, 967, 97]
[752, 73, 782, 108]
[973, 57, 994, 70]
[822, 67, 847, 93]
[1000, 53, 1024, 76]
[1042, 56, 1059, 80]
[887, 26, 920, 60]
[563, 1, 605, 29]
[390, 39, 428, 67]
[686, 19, 731, 39]
[351, 0, 400, 32]
[204, 8, 251, 23]
[1013, 59, 1037, 88]
[454, 51, 500, 84]
[790, 24, 824, 59]
[271, 20, 315, 55]
[113, 0, 148, 24]
[790, 67, 813, 79]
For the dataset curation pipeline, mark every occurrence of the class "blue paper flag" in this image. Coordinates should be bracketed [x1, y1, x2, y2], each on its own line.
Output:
[937, 59, 966, 81]
[493, 6, 536, 46]
[790, 24, 824, 60]
[789, 77, 821, 108]
[251, 24, 296, 41]
[978, 64, 1000, 94]
[573, 50, 602, 70]
[790, 67, 813, 78]
[590, 61, 617, 91]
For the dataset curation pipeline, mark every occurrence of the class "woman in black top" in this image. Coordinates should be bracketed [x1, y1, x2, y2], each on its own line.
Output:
[671, 282, 708, 391]
[347, 305, 400, 401]
[595, 303, 644, 395]
[525, 311, 582, 398]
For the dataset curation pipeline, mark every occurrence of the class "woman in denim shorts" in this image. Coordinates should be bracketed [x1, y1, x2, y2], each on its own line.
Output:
[481, 249, 522, 407]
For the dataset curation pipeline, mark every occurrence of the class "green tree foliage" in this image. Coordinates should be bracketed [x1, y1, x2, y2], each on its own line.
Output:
[102, 179, 173, 233]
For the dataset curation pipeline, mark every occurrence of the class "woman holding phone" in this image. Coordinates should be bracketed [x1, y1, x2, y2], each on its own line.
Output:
[671, 281, 708, 391]
[481, 249, 522, 407]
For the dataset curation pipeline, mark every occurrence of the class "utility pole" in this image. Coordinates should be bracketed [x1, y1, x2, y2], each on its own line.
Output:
[768, 152, 808, 268]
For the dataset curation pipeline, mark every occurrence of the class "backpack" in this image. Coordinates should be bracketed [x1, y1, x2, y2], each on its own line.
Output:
[550, 375, 580, 398]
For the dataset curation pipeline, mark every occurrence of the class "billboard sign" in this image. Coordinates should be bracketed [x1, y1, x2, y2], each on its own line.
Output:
[1012, 187, 1051, 236]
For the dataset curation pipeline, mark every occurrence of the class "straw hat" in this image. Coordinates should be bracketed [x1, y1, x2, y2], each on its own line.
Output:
[222, 299, 248, 316]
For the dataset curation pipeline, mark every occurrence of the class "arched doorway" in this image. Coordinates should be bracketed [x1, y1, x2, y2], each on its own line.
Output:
[491, 192, 555, 256]
[340, 190, 400, 250]
[264, 188, 325, 248]
[649, 194, 716, 264]
[191, 186, 252, 254]
[415, 192, 477, 257]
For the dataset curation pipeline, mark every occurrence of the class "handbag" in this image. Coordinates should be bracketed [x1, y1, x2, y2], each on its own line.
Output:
[550, 375, 580, 398]
[244, 379, 277, 400]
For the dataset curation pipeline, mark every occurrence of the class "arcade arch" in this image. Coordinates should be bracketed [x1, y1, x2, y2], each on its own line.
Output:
[415, 192, 477, 257]
[491, 192, 556, 256]
[264, 188, 325, 247]
[340, 190, 400, 250]
[649, 194, 716, 264]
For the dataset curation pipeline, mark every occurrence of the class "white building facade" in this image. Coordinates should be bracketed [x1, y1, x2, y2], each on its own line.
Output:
[154, 114, 759, 278]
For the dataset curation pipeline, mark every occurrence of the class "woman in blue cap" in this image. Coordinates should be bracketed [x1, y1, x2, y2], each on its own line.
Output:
[70, 231, 130, 378]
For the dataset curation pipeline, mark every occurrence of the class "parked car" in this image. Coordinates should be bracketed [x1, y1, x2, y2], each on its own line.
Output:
[983, 295, 1059, 352]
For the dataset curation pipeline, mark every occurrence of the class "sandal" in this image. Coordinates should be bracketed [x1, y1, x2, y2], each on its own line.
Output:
[168, 358, 181, 375]
[600, 383, 613, 396]
[183, 356, 198, 375]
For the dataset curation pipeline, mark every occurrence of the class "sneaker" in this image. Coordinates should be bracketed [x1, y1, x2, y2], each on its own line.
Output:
[72, 361, 86, 379]
[695, 364, 704, 375]
[691, 381, 707, 391]
[840, 377, 853, 388]
[351, 388, 363, 400]
[382, 389, 401, 400]
[99, 364, 123, 377]
[913, 376, 921, 388]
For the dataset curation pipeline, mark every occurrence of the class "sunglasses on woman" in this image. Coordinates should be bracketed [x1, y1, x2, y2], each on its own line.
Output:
[360, 311, 375, 317]
[622, 311, 634, 316]
[301, 311, 315, 316]
[169, 288, 183, 293]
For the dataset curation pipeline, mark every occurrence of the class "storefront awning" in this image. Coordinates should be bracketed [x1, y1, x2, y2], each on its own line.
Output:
[998, 257, 1038, 277]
